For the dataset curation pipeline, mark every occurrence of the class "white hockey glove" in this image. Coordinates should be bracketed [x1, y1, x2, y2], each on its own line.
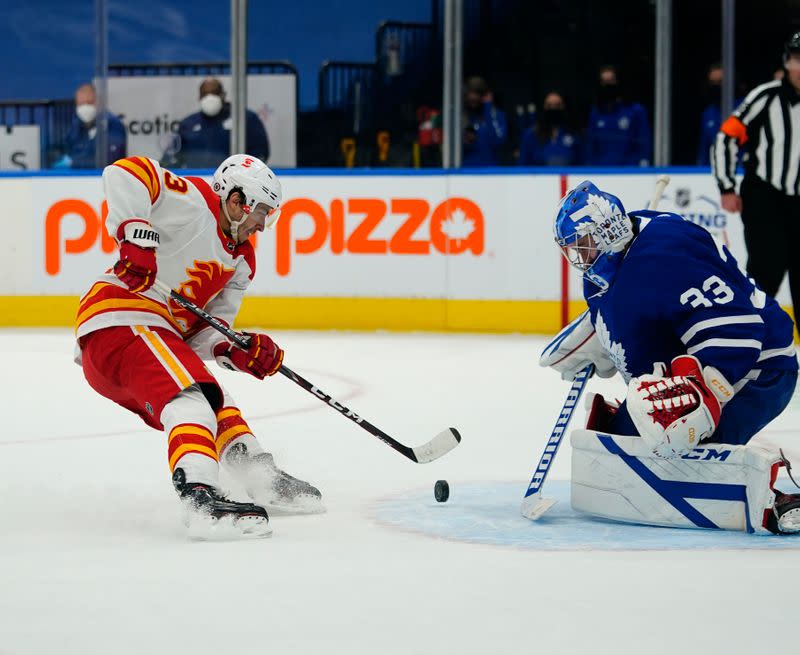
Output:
[539, 311, 616, 381]
[627, 355, 731, 458]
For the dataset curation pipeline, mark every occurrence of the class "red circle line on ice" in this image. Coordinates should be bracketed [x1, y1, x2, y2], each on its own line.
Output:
[1, 369, 363, 447]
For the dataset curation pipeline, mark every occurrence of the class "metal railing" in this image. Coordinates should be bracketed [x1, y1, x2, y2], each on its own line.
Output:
[318, 23, 436, 136]
[318, 61, 378, 135]
[0, 99, 74, 166]
[108, 60, 298, 77]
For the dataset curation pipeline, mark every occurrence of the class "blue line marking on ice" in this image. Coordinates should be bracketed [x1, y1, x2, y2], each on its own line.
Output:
[370, 481, 800, 551]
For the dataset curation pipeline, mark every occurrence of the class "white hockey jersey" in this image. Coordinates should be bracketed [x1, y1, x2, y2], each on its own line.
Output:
[75, 156, 256, 360]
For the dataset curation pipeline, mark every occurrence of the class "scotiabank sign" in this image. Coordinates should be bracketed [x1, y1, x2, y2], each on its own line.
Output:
[275, 197, 484, 275]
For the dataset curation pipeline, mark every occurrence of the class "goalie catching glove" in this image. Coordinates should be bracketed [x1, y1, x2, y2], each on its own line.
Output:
[540, 310, 616, 381]
[113, 219, 159, 293]
[214, 332, 284, 380]
[628, 355, 733, 458]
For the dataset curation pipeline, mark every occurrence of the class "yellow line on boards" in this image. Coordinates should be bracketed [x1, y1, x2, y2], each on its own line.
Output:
[3, 296, 794, 341]
[0, 296, 588, 334]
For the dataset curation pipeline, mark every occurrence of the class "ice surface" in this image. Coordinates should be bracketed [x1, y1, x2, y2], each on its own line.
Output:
[1, 329, 798, 654]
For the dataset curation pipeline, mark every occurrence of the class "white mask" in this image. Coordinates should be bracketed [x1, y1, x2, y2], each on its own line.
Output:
[76, 103, 97, 124]
[200, 94, 223, 117]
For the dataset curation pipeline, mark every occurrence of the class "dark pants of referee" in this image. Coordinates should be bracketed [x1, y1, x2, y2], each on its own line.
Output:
[740, 174, 800, 331]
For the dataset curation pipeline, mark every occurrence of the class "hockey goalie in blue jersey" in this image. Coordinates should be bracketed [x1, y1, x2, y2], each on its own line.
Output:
[541, 180, 800, 534]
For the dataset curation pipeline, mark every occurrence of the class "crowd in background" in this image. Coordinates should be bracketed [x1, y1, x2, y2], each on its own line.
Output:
[53, 77, 270, 171]
[417, 64, 753, 169]
[52, 62, 749, 172]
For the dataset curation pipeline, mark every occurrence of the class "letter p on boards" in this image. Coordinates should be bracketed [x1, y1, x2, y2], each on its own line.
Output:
[45, 200, 115, 275]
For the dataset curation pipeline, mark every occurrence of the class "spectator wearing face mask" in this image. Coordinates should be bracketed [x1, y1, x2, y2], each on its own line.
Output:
[696, 64, 725, 166]
[584, 65, 652, 166]
[697, 65, 746, 166]
[518, 91, 580, 166]
[53, 83, 127, 169]
[165, 77, 270, 168]
[462, 76, 508, 167]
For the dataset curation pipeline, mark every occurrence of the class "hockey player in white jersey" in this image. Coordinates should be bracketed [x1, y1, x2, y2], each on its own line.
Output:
[541, 180, 800, 534]
[75, 154, 323, 538]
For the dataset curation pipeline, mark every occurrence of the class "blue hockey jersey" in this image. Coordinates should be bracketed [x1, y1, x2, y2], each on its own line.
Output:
[518, 127, 581, 166]
[585, 211, 797, 391]
[584, 102, 652, 166]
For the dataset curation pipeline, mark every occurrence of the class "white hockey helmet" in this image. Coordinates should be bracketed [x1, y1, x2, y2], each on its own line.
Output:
[212, 154, 282, 240]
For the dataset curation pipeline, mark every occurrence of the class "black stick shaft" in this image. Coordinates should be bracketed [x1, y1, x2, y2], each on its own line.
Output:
[161, 284, 420, 461]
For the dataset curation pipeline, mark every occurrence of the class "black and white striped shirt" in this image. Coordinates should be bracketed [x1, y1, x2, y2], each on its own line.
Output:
[712, 79, 800, 195]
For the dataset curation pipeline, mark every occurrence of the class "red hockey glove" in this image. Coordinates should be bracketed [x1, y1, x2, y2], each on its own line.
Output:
[627, 355, 722, 458]
[214, 333, 284, 380]
[113, 220, 159, 293]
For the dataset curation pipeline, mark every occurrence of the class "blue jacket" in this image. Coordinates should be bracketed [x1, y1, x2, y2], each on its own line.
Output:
[462, 101, 507, 167]
[584, 102, 652, 166]
[518, 127, 581, 166]
[62, 112, 127, 169]
[697, 104, 721, 166]
[172, 104, 269, 168]
[697, 100, 743, 166]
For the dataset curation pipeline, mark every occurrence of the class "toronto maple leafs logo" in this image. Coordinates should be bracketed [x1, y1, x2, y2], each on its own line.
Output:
[569, 193, 631, 250]
[570, 192, 619, 226]
[595, 312, 630, 381]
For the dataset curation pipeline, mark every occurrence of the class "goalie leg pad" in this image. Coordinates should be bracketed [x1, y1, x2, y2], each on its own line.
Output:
[570, 429, 783, 533]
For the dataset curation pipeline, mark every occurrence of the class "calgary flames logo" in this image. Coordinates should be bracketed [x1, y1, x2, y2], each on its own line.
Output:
[170, 260, 235, 333]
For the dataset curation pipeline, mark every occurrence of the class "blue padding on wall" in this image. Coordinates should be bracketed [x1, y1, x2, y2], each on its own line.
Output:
[0, 165, 741, 179]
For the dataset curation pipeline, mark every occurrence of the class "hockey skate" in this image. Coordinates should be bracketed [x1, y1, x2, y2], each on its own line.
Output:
[770, 492, 800, 534]
[223, 442, 325, 515]
[173, 468, 272, 540]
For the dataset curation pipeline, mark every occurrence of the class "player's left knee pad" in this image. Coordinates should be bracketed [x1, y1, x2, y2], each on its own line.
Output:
[570, 429, 784, 534]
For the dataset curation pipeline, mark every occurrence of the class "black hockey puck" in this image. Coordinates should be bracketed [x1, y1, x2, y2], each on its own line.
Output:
[434, 479, 450, 503]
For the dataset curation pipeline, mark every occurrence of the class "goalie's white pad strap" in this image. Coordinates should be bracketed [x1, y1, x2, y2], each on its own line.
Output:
[570, 430, 782, 533]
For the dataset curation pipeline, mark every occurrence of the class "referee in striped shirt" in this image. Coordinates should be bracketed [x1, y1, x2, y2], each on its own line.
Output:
[712, 32, 800, 331]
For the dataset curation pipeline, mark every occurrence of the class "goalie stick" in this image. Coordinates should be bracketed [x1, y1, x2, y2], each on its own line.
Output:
[520, 174, 671, 520]
[152, 280, 461, 464]
[520, 364, 593, 519]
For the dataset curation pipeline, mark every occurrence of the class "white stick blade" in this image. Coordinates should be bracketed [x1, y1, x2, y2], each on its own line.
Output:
[520, 495, 557, 521]
[412, 428, 461, 464]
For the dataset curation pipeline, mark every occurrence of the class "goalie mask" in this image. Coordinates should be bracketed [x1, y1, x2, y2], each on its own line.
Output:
[554, 180, 633, 292]
[212, 154, 282, 242]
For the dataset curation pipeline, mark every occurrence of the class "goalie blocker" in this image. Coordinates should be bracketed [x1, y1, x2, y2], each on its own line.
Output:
[570, 394, 800, 534]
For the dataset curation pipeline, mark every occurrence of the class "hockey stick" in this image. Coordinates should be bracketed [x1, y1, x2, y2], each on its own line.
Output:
[649, 174, 671, 212]
[520, 174, 671, 520]
[152, 280, 461, 464]
[520, 364, 594, 519]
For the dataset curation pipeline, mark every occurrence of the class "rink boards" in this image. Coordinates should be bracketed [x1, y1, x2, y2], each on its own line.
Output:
[2, 167, 789, 331]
